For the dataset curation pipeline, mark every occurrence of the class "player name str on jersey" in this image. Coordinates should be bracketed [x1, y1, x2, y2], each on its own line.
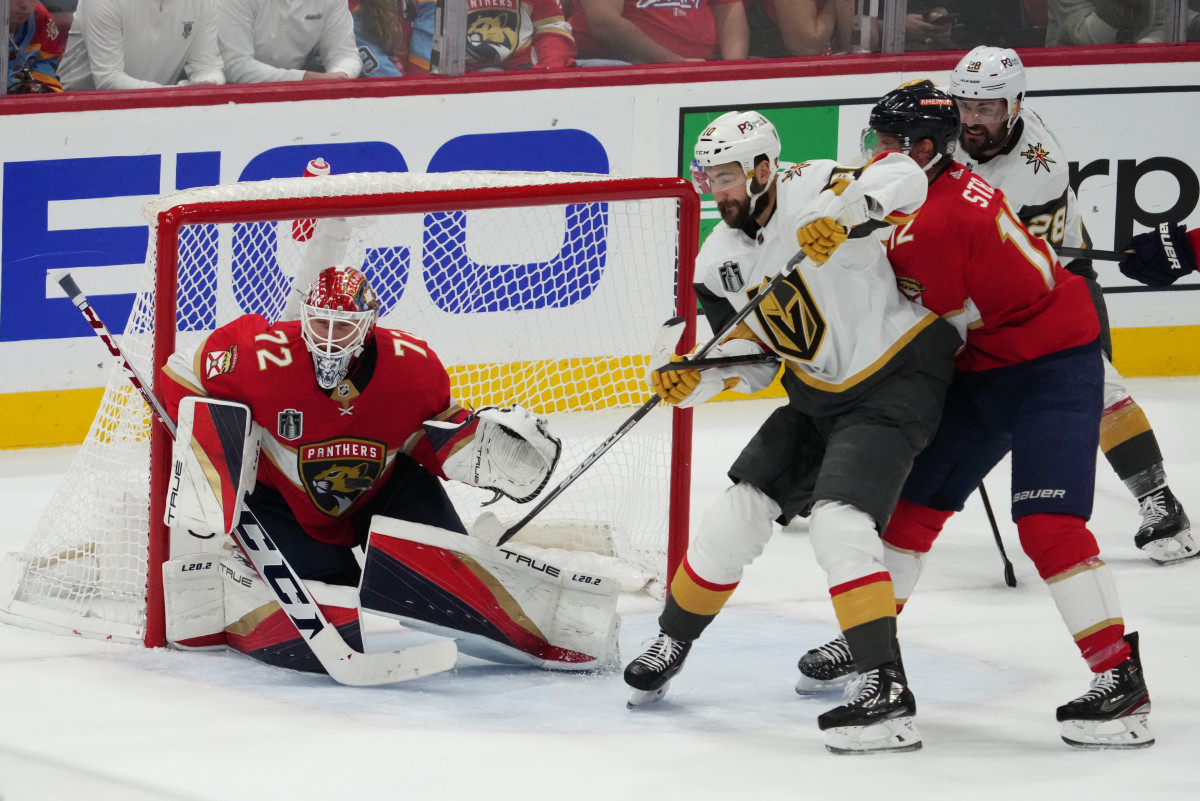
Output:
[885, 163, 1099, 372]
[962, 108, 1089, 257]
[161, 314, 468, 546]
[695, 153, 941, 392]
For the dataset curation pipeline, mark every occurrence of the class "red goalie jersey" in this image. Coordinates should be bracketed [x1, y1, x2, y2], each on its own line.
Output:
[161, 314, 469, 546]
[885, 163, 1100, 372]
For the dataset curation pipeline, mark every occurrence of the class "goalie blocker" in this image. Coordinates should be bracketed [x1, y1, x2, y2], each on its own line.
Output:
[360, 516, 621, 670]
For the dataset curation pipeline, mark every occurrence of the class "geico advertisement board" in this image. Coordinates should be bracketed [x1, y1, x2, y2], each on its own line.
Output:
[0, 62, 1197, 404]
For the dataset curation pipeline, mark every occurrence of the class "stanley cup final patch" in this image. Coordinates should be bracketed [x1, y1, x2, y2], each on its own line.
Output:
[278, 409, 303, 441]
[719, 261, 744, 293]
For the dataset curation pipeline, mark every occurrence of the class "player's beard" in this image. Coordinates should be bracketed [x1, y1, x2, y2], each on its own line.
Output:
[718, 196, 753, 229]
[959, 123, 1008, 159]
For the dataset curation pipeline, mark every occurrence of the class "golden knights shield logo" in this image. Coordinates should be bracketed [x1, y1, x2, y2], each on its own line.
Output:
[299, 437, 386, 516]
[750, 272, 825, 361]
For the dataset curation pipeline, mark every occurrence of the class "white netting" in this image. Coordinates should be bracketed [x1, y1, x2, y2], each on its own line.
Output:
[0, 171, 693, 644]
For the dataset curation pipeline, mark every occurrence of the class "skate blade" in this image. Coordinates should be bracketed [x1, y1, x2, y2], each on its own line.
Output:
[795, 672, 858, 696]
[1060, 713, 1156, 750]
[823, 716, 922, 755]
[626, 680, 671, 709]
[1142, 531, 1200, 565]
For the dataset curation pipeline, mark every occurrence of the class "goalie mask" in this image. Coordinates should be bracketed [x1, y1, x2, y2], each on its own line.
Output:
[300, 266, 379, 389]
[692, 110, 782, 204]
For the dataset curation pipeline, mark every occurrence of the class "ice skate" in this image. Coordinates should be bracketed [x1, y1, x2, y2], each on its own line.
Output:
[624, 630, 691, 709]
[1135, 487, 1197, 565]
[816, 662, 922, 754]
[1057, 631, 1155, 750]
[796, 634, 858, 695]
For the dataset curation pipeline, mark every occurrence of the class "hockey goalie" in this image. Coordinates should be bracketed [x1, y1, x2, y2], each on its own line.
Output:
[159, 264, 620, 676]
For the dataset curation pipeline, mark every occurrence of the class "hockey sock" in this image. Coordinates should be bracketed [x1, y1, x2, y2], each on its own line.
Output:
[882, 498, 953, 554]
[1019, 513, 1130, 673]
[1100, 397, 1166, 493]
[882, 542, 924, 613]
[658, 557, 738, 643]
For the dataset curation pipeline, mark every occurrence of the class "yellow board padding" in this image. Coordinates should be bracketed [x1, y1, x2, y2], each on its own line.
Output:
[0, 387, 106, 449]
[1110, 325, 1200, 377]
[8, 326, 1200, 450]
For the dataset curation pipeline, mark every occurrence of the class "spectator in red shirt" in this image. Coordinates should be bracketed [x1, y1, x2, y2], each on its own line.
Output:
[7, 0, 67, 93]
[570, 0, 748, 64]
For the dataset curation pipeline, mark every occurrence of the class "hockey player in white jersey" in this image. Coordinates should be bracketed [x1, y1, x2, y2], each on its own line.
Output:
[622, 111, 962, 754]
[949, 46, 1195, 565]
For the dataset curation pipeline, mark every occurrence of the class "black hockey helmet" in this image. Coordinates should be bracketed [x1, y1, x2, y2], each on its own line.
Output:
[864, 79, 960, 162]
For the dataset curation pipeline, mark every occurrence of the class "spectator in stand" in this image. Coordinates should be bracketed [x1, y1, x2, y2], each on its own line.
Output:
[40, 0, 76, 35]
[350, 0, 406, 77]
[746, 0, 854, 58]
[58, 0, 225, 89]
[407, 0, 574, 73]
[217, 0, 362, 83]
[1046, 0, 1161, 44]
[7, 0, 67, 93]
[569, 0, 748, 64]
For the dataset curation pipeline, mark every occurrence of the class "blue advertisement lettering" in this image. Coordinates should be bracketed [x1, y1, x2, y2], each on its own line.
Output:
[2, 155, 160, 342]
[424, 130, 609, 314]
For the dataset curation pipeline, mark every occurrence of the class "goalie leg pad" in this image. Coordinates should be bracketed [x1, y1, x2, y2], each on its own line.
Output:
[361, 516, 620, 671]
[163, 553, 228, 650]
[166, 396, 259, 536]
[221, 550, 364, 674]
[426, 405, 561, 503]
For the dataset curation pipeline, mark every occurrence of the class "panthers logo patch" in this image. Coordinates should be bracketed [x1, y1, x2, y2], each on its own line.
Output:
[299, 437, 386, 516]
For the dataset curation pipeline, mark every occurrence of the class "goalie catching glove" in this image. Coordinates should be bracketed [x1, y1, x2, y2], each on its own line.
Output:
[1119, 223, 1199, 288]
[651, 336, 778, 408]
[426, 405, 561, 502]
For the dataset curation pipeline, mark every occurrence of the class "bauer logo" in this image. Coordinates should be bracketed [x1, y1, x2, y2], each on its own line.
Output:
[1012, 488, 1066, 502]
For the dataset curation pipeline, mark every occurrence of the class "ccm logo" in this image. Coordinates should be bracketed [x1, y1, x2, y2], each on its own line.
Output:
[1013, 489, 1066, 502]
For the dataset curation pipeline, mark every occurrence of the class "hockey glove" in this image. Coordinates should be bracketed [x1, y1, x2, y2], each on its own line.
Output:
[796, 175, 875, 234]
[796, 216, 850, 264]
[1119, 223, 1198, 288]
[652, 354, 737, 407]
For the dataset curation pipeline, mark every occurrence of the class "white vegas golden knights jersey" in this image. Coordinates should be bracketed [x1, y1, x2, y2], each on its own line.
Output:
[695, 152, 941, 392]
[961, 107, 1089, 255]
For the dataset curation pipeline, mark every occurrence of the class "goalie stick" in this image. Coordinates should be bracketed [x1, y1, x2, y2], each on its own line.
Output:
[485, 255, 807, 547]
[56, 272, 458, 686]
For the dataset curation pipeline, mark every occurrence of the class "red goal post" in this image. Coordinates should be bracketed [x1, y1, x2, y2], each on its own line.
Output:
[0, 171, 700, 648]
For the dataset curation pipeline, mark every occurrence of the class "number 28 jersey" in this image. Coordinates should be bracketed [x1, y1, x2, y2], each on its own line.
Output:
[161, 314, 468, 546]
[885, 163, 1099, 372]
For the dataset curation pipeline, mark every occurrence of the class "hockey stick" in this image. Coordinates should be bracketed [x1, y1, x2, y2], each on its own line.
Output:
[978, 482, 1017, 588]
[1057, 246, 1129, 262]
[650, 352, 780, 373]
[57, 272, 458, 685]
[483, 255, 805, 547]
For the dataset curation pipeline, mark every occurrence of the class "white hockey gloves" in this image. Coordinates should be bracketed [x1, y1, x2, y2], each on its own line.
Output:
[430, 405, 562, 503]
[165, 396, 259, 536]
[651, 337, 776, 408]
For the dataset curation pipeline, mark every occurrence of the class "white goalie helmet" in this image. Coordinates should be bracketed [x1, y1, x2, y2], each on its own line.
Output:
[949, 45, 1026, 129]
[299, 266, 379, 389]
[692, 110, 782, 200]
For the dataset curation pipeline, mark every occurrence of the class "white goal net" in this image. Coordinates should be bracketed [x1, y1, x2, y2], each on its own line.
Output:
[0, 170, 699, 646]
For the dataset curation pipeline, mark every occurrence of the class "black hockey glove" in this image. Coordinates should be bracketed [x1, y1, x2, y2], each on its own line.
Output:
[1119, 223, 1198, 288]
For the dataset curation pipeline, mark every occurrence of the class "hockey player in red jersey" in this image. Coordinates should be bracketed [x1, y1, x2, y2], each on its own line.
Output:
[949, 47, 1193, 565]
[158, 266, 603, 674]
[797, 81, 1154, 750]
